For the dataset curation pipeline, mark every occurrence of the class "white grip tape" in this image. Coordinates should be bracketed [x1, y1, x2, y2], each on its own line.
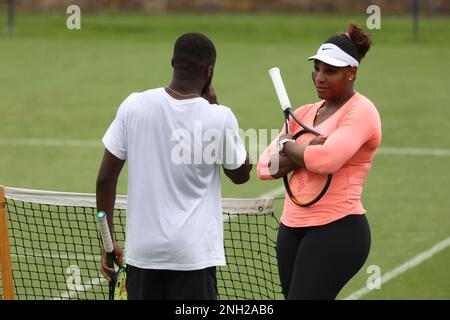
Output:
[269, 67, 292, 111]
[96, 212, 114, 253]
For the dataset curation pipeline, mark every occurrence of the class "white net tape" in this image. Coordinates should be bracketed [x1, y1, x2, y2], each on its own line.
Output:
[4, 187, 274, 214]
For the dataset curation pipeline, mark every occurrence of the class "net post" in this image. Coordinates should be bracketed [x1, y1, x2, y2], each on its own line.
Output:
[7, 0, 15, 34]
[412, 0, 419, 40]
[0, 186, 15, 300]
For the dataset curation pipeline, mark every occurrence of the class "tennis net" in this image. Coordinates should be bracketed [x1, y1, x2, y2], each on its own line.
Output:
[0, 186, 282, 300]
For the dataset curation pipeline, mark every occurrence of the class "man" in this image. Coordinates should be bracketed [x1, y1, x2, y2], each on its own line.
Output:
[96, 32, 252, 300]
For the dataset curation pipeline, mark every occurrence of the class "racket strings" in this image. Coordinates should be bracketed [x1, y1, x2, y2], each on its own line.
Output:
[285, 131, 332, 206]
[290, 170, 330, 203]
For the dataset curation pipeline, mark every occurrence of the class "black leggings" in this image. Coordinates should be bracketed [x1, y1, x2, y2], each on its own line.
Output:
[276, 214, 371, 300]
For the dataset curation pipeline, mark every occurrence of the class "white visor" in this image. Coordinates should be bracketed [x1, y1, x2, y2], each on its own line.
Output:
[308, 43, 359, 67]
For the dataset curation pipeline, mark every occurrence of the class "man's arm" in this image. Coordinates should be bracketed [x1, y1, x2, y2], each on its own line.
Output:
[96, 149, 126, 232]
[96, 149, 125, 278]
[223, 151, 252, 184]
[205, 87, 251, 184]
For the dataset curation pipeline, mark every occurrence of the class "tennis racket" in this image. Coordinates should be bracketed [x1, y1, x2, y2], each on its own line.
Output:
[113, 266, 127, 300]
[269, 67, 332, 207]
[96, 210, 120, 300]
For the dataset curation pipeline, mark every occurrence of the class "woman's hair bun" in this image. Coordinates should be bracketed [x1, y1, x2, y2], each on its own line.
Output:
[345, 22, 372, 60]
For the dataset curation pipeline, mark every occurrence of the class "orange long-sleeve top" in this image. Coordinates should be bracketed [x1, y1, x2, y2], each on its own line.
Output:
[257, 92, 382, 227]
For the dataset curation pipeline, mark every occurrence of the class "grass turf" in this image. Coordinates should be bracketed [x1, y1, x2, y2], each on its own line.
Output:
[0, 12, 449, 299]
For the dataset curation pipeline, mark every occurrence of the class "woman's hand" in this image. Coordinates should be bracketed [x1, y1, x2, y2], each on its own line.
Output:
[279, 134, 326, 146]
[309, 135, 327, 146]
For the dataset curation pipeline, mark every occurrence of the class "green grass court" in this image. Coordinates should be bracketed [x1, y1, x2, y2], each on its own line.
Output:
[0, 13, 449, 299]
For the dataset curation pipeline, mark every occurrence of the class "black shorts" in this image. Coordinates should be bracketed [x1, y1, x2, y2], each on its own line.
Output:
[125, 265, 218, 300]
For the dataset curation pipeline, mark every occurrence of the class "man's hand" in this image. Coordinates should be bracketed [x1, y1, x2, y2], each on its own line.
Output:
[202, 86, 218, 105]
[101, 240, 123, 282]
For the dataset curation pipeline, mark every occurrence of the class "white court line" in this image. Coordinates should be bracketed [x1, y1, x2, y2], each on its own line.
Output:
[259, 185, 285, 199]
[377, 147, 450, 157]
[0, 138, 99, 147]
[344, 236, 450, 300]
[2, 138, 450, 157]
[3, 138, 447, 203]
[11, 252, 98, 262]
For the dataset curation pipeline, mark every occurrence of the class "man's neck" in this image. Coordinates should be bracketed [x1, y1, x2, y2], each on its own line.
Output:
[169, 76, 203, 96]
[165, 86, 200, 99]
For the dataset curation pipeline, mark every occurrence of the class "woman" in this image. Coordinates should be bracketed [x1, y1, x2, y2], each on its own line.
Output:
[257, 23, 382, 300]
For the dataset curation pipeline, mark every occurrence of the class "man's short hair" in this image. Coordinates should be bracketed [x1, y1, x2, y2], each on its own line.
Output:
[172, 32, 216, 73]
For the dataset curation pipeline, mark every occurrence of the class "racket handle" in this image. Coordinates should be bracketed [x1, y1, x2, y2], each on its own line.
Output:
[284, 110, 291, 134]
[269, 67, 292, 111]
[288, 109, 321, 136]
[106, 252, 115, 274]
[106, 249, 120, 278]
[107, 252, 115, 300]
[96, 211, 114, 253]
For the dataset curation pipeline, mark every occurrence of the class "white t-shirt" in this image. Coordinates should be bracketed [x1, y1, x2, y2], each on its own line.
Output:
[102, 88, 247, 270]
